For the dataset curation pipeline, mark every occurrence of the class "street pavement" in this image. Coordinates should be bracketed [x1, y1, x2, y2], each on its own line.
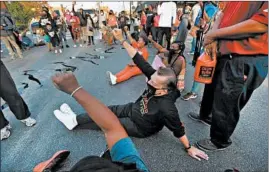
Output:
[1, 35, 268, 172]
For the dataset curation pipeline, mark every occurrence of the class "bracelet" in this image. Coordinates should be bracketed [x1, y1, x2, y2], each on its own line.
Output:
[71, 86, 82, 97]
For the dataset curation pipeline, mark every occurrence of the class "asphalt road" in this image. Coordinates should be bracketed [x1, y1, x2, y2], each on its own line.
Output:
[1, 36, 268, 172]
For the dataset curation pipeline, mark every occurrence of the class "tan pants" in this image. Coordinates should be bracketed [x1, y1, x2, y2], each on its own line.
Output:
[0, 35, 23, 59]
[80, 26, 88, 44]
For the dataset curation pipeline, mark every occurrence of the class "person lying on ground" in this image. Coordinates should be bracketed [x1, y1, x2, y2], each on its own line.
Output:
[53, 29, 208, 161]
[35, 72, 149, 172]
[106, 26, 149, 85]
[148, 34, 186, 91]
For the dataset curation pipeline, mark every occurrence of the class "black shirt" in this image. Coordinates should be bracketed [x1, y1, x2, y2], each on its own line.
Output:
[130, 52, 185, 138]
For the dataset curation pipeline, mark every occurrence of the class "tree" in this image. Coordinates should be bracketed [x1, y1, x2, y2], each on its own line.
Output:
[6, 1, 47, 30]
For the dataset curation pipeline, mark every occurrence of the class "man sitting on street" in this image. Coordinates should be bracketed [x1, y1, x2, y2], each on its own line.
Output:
[53, 29, 208, 161]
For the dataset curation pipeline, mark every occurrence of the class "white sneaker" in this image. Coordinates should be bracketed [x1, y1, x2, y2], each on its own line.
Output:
[106, 71, 117, 85]
[20, 117, 36, 127]
[60, 103, 77, 117]
[73, 44, 77, 48]
[55, 50, 58, 54]
[1, 126, 11, 140]
[54, 110, 78, 130]
[79, 44, 83, 47]
[59, 49, 62, 53]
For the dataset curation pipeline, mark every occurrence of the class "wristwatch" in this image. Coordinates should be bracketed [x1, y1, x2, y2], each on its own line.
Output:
[185, 144, 192, 151]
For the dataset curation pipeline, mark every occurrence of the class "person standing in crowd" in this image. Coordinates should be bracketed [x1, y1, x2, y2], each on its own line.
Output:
[140, 10, 147, 32]
[145, 6, 155, 36]
[1, 60, 36, 140]
[75, 7, 87, 47]
[170, 26, 179, 44]
[152, 9, 160, 42]
[133, 14, 140, 33]
[107, 10, 118, 29]
[148, 34, 186, 92]
[70, 12, 82, 48]
[45, 23, 62, 54]
[157, 1, 177, 50]
[52, 11, 70, 49]
[99, 10, 107, 27]
[175, 8, 192, 44]
[188, 1, 268, 151]
[174, 8, 183, 28]
[106, 26, 149, 85]
[85, 13, 95, 46]
[118, 11, 129, 38]
[0, 9, 23, 59]
[63, 9, 75, 41]
[189, 2, 201, 55]
[182, 1, 218, 101]
[39, 9, 54, 52]
[107, 10, 118, 44]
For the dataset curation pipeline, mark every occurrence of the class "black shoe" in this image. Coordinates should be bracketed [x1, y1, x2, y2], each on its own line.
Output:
[66, 45, 70, 48]
[196, 139, 228, 152]
[61, 46, 64, 49]
[188, 112, 212, 126]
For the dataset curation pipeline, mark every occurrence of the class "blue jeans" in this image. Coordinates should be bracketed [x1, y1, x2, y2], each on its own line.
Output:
[190, 37, 196, 53]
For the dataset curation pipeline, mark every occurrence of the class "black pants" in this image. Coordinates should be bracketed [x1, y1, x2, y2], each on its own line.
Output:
[151, 27, 158, 42]
[157, 27, 171, 50]
[88, 36, 94, 45]
[76, 103, 146, 138]
[0, 60, 31, 129]
[51, 36, 60, 48]
[145, 26, 152, 36]
[68, 25, 74, 40]
[199, 55, 268, 148]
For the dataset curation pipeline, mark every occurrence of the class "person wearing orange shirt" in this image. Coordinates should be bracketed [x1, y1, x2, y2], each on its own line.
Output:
[107, 26, 149, 85]
[188, 1, 268, 151]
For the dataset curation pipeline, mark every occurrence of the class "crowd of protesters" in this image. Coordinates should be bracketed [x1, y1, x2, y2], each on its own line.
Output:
[1, 1, 268, 172]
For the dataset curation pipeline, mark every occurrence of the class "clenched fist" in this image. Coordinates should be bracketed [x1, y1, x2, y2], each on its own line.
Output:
[52, 73, 80, 95]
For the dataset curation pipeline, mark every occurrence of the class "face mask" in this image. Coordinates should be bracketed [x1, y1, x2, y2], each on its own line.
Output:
[147, 83, 156, 95]
[169, 49, 176, 56]
[109, 13, 112, 15]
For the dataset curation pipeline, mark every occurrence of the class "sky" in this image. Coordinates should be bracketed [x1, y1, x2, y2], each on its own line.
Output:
[48, 1, 138, 13]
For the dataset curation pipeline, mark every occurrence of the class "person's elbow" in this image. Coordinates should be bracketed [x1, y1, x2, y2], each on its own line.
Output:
[249, 19, 268, 33]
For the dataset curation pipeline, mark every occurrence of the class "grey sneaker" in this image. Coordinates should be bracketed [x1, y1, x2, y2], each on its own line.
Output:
[196, 139, 227, 152]
[1, 126, 11, 140]
[20, 117, 36, 127]
[182, 92, 197, 101]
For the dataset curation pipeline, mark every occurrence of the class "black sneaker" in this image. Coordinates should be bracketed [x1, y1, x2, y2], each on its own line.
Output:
[182, 92, 197, 101]
[66, 45, 70, 48]
[188, 112, 212, 126]
[196, 139, 227, 151]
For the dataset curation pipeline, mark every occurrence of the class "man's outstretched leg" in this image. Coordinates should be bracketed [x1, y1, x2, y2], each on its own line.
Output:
[107, 66, 142, 85]
[54, 103, 146, 137]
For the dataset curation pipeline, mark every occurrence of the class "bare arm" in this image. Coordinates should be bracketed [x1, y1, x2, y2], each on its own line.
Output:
[73, 89, 128, 150]
[212, 19, 267, 39]
[124, 26, 135, 43]
[112, 29, 137, 58]
[148, 35, 168, 53]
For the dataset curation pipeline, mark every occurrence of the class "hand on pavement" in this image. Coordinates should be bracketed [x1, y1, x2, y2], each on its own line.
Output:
[187, 146, 209, 161]
[112, 29, 124, 41]
[52, 73, 80, 95]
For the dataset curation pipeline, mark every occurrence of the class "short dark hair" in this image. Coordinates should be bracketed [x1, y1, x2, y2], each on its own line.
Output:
[157, 67, 177, 89]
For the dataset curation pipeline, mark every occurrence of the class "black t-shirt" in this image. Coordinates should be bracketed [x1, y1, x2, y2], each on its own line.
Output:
[146, 11, 155, 28]
[129, 53, 185, 138]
